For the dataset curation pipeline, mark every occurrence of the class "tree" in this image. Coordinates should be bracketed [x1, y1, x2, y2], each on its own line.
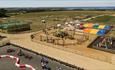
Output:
[0, 9, 7, 17]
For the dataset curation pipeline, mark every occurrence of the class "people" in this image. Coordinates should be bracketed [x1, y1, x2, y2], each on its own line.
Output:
[17, 49, 24, 56]
[41, 57, 51, 70]
[31, 35, 34, 39]
[41, 57, 48, 63]
[56, 67, 62, 70]
[108, 37, 113, 45]
[41, 61, 46, 69]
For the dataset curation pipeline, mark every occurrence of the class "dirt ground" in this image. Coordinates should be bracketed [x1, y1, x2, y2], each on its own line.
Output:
[32, 29, 113, 63]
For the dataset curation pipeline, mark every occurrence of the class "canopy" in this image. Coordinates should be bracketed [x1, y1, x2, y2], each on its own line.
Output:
[83, 23, 94, 28]
[90, 29, 99, 34]
[93, 24, 99, 29]
[97, 29, 106, 36]
[88, 23, 94, 28]
[83, 23, 89, 27]
[98, 25, 106, 29]
[83, 28, 91, 33]
[104, 25, 111, 30]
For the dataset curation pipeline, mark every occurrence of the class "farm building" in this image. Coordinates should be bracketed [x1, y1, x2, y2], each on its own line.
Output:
[0, 20, 30, 33]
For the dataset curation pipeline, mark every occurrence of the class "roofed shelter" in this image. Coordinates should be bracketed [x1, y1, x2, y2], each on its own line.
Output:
[0, 20, 30, 33]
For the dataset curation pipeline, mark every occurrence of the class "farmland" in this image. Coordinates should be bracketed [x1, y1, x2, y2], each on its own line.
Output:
[0, 10, 115, 69]
[6, 11, 115, 32]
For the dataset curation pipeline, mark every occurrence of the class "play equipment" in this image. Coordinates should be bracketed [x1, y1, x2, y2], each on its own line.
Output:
[96, 36, 113, 49]
[0, 55, 36, 70]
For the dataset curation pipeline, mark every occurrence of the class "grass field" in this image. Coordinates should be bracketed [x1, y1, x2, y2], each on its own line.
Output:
[87, 15, 115, 25]
[6, 11, 115, 33]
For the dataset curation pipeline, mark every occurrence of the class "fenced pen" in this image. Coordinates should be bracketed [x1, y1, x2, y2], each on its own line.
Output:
[31, 32, 113, 64]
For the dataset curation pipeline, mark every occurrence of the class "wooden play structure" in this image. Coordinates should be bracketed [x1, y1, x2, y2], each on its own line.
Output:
[75, 32, 89, 45]
[33, 28, 90, 46]
[39, 34, 62, 45]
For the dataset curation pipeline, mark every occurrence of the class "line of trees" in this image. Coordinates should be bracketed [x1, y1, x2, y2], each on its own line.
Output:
[0, 8, 7, 17]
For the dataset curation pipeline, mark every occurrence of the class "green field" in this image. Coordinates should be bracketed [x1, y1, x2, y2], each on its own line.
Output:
[87, 15, 115, 25]
[6, 11, 115, 33]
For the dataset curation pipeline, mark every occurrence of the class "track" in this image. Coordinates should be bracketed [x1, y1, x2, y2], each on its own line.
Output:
[0, 55, 36, 70]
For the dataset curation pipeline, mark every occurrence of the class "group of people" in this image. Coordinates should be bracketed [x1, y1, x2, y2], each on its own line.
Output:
[40, 57, 62, 70]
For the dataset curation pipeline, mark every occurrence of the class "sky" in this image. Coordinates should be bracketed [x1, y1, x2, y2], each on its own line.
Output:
[0, 0, 115, 8]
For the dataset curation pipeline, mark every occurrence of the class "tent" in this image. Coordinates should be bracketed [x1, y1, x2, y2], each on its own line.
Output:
[90, 29, 99, 34]
[97, 29, 106, 36]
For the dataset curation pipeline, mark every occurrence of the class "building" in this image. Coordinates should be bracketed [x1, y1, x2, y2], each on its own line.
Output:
[0, 20, 30, 33]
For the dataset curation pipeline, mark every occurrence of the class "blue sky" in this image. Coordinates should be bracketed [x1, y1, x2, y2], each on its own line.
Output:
[0, 0, 115, 7]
